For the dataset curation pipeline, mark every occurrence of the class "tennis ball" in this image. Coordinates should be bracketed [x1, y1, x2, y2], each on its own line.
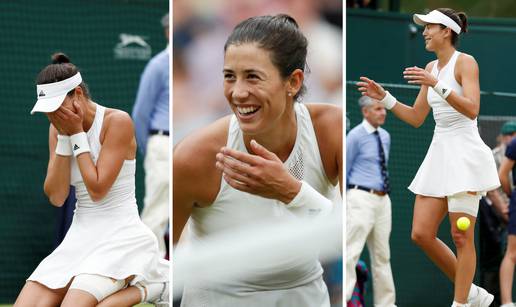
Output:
[457, 217, 470, 231]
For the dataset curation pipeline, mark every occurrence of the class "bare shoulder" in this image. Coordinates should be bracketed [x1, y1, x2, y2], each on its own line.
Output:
[305, 103, 342, 134]
[457, 52, 478, 69]
[174, 116, 231, 203]
[104, 108, 133, 129]
[305, 103, 341, 184]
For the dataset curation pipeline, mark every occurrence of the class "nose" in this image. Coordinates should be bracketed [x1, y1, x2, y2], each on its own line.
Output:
[423, 25, 428, 36]
[232, 80, 250, 101]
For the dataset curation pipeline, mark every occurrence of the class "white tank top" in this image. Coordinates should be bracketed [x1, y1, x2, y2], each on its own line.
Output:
[70, 104, 137, 211]
[427, 50, 477, 131]
[189, 103, 337, 290]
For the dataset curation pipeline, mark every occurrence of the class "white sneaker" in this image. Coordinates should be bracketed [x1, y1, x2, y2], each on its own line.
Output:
[148, 281, 169, 306]
[469, 286, 494, 307]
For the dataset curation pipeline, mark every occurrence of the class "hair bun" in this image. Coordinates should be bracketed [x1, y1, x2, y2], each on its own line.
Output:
[51, 52, 71, 64]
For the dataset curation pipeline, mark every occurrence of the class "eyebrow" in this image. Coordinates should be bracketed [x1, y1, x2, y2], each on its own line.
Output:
[222, 68, 266, 76]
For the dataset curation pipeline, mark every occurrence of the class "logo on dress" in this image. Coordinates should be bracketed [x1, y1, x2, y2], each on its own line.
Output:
[38, 90, 45, 97]
[113, 33, 151, 61]
[442, 88, 447, 94]
[73, 144, 80, 151]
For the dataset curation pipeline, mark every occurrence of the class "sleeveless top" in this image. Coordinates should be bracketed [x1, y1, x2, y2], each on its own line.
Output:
[70, 104, 137, 211]
[427, 50, 475, 131]
[188, 103, 337, 290]
[408, 50, 500, 196]
[28, 103, 169, 288]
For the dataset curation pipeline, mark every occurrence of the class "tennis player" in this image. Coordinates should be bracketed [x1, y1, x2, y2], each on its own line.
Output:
[357, 8, 499, 307]
[174, 14, 342, 307]
[14, 53, 169, 307]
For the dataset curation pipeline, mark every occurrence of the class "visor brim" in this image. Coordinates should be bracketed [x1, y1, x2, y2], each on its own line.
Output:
[30, 93, 67, 115]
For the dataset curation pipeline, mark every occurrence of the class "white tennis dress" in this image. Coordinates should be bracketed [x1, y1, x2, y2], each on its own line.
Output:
[408, 51, 500, 197]
[181, 103, 337, 307]
[28, 104, 169, 288]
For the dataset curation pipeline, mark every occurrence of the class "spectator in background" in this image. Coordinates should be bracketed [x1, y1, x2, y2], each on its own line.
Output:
[346, 96, 396, 306]
[478, 121, 516, 306]
[497, 121, 516, 307]
[132, 13, 169, 257]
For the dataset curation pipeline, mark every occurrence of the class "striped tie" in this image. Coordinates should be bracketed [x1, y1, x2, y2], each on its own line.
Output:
[374, 130, 390, 193]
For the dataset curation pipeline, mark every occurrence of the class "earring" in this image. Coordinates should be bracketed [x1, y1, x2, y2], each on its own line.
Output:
[288, 92, 292, 97]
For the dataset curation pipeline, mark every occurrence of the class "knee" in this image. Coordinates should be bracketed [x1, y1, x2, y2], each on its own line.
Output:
[451, 229, 469, 249]
[505, 249, 516, 263]
[411, 228, 433, 247]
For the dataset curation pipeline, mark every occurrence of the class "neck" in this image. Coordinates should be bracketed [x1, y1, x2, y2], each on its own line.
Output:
[82, 100, 97, 132]
[242, 105, 298, 162]
[435, 45, 456, 67]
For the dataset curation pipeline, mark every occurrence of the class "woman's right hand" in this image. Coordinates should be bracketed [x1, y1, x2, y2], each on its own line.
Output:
[356, 76, 387, 100]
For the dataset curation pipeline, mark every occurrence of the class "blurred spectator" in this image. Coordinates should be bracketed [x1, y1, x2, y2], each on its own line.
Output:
[132, 13, 170, 257]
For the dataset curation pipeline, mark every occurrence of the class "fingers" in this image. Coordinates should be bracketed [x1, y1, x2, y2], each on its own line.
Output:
[216, 160, 256, 187]
[359, 76, 373, 83]
[222, 173, 252, 193]
[221, 147, 262, 166]
[250, 140, 279, 161]
[216, 153, 254, 176]
[73, 100, 84, 117]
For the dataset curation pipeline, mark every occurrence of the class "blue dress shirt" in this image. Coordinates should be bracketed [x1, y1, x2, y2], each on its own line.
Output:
[132, 47, 170, 155]
[347, 119, 391, 191]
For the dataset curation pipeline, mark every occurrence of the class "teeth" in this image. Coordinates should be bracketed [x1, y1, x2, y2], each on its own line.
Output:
[237, 106, 258, 114]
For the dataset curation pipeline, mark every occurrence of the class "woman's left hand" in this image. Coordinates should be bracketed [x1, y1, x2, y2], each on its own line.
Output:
[53, 101, 84, 135]
[403, 66, 437, 87]
[215, 140, 301, 204]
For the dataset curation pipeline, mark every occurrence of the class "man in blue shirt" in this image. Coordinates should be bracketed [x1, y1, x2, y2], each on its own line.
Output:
[345, 95, 396, 306]
[132, 13, 169, 257]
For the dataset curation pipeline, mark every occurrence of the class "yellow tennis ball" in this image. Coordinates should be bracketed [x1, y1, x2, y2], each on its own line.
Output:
[457, 217, 471, 231]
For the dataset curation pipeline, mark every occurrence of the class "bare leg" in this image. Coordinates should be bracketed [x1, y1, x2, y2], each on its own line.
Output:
[500, 235, 516, 304]
[61, 289, 98, 307]
[449, 212, 477, 304]
[411, 195, 457, 280]
[97, 286, 142, 307]
[14, 281, 67, 307]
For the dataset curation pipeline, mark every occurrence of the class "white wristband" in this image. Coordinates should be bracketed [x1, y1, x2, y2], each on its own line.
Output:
[55, 135, 72, 156]
[380, 91, 397, 110]
[70, 132, 90, 157]
[286, 181, 333, 218]
[433, 80, 452, 99]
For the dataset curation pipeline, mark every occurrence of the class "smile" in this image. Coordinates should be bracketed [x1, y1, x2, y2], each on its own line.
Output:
[237, 106, 260, 115]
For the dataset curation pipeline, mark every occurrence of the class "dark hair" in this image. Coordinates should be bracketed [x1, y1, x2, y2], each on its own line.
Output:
[437, 8, 468, 47]
[224, 14, 308, 101]
[36, 52, 90, 99]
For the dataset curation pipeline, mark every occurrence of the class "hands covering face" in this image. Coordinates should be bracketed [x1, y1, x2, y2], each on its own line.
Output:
[46, 100, 84, 135]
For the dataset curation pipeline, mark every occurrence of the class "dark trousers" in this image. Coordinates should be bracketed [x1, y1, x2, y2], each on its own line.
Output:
[478, 197, 506, 307]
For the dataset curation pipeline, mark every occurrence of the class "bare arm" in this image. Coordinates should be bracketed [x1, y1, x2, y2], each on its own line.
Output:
[444, 55, 480, 120]
[357, 63, 432, 128]
[43, 124, 71, 206]
[499, 157, 515, 196]
[75, 112, 134, 202]
[172, 146, 195, 245]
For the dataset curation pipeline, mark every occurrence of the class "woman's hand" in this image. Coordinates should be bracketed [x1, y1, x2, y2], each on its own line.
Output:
[52, 101, 84, 135]
[356, 76, 387, 100]
[46, 112, 66, 135]
[215, 140, 301, 204]
[403, 66, 437, 87]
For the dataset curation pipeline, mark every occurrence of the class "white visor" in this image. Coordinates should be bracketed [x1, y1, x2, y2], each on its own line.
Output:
[30, 72, 82, 115]
[413, 10, 461, 34]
